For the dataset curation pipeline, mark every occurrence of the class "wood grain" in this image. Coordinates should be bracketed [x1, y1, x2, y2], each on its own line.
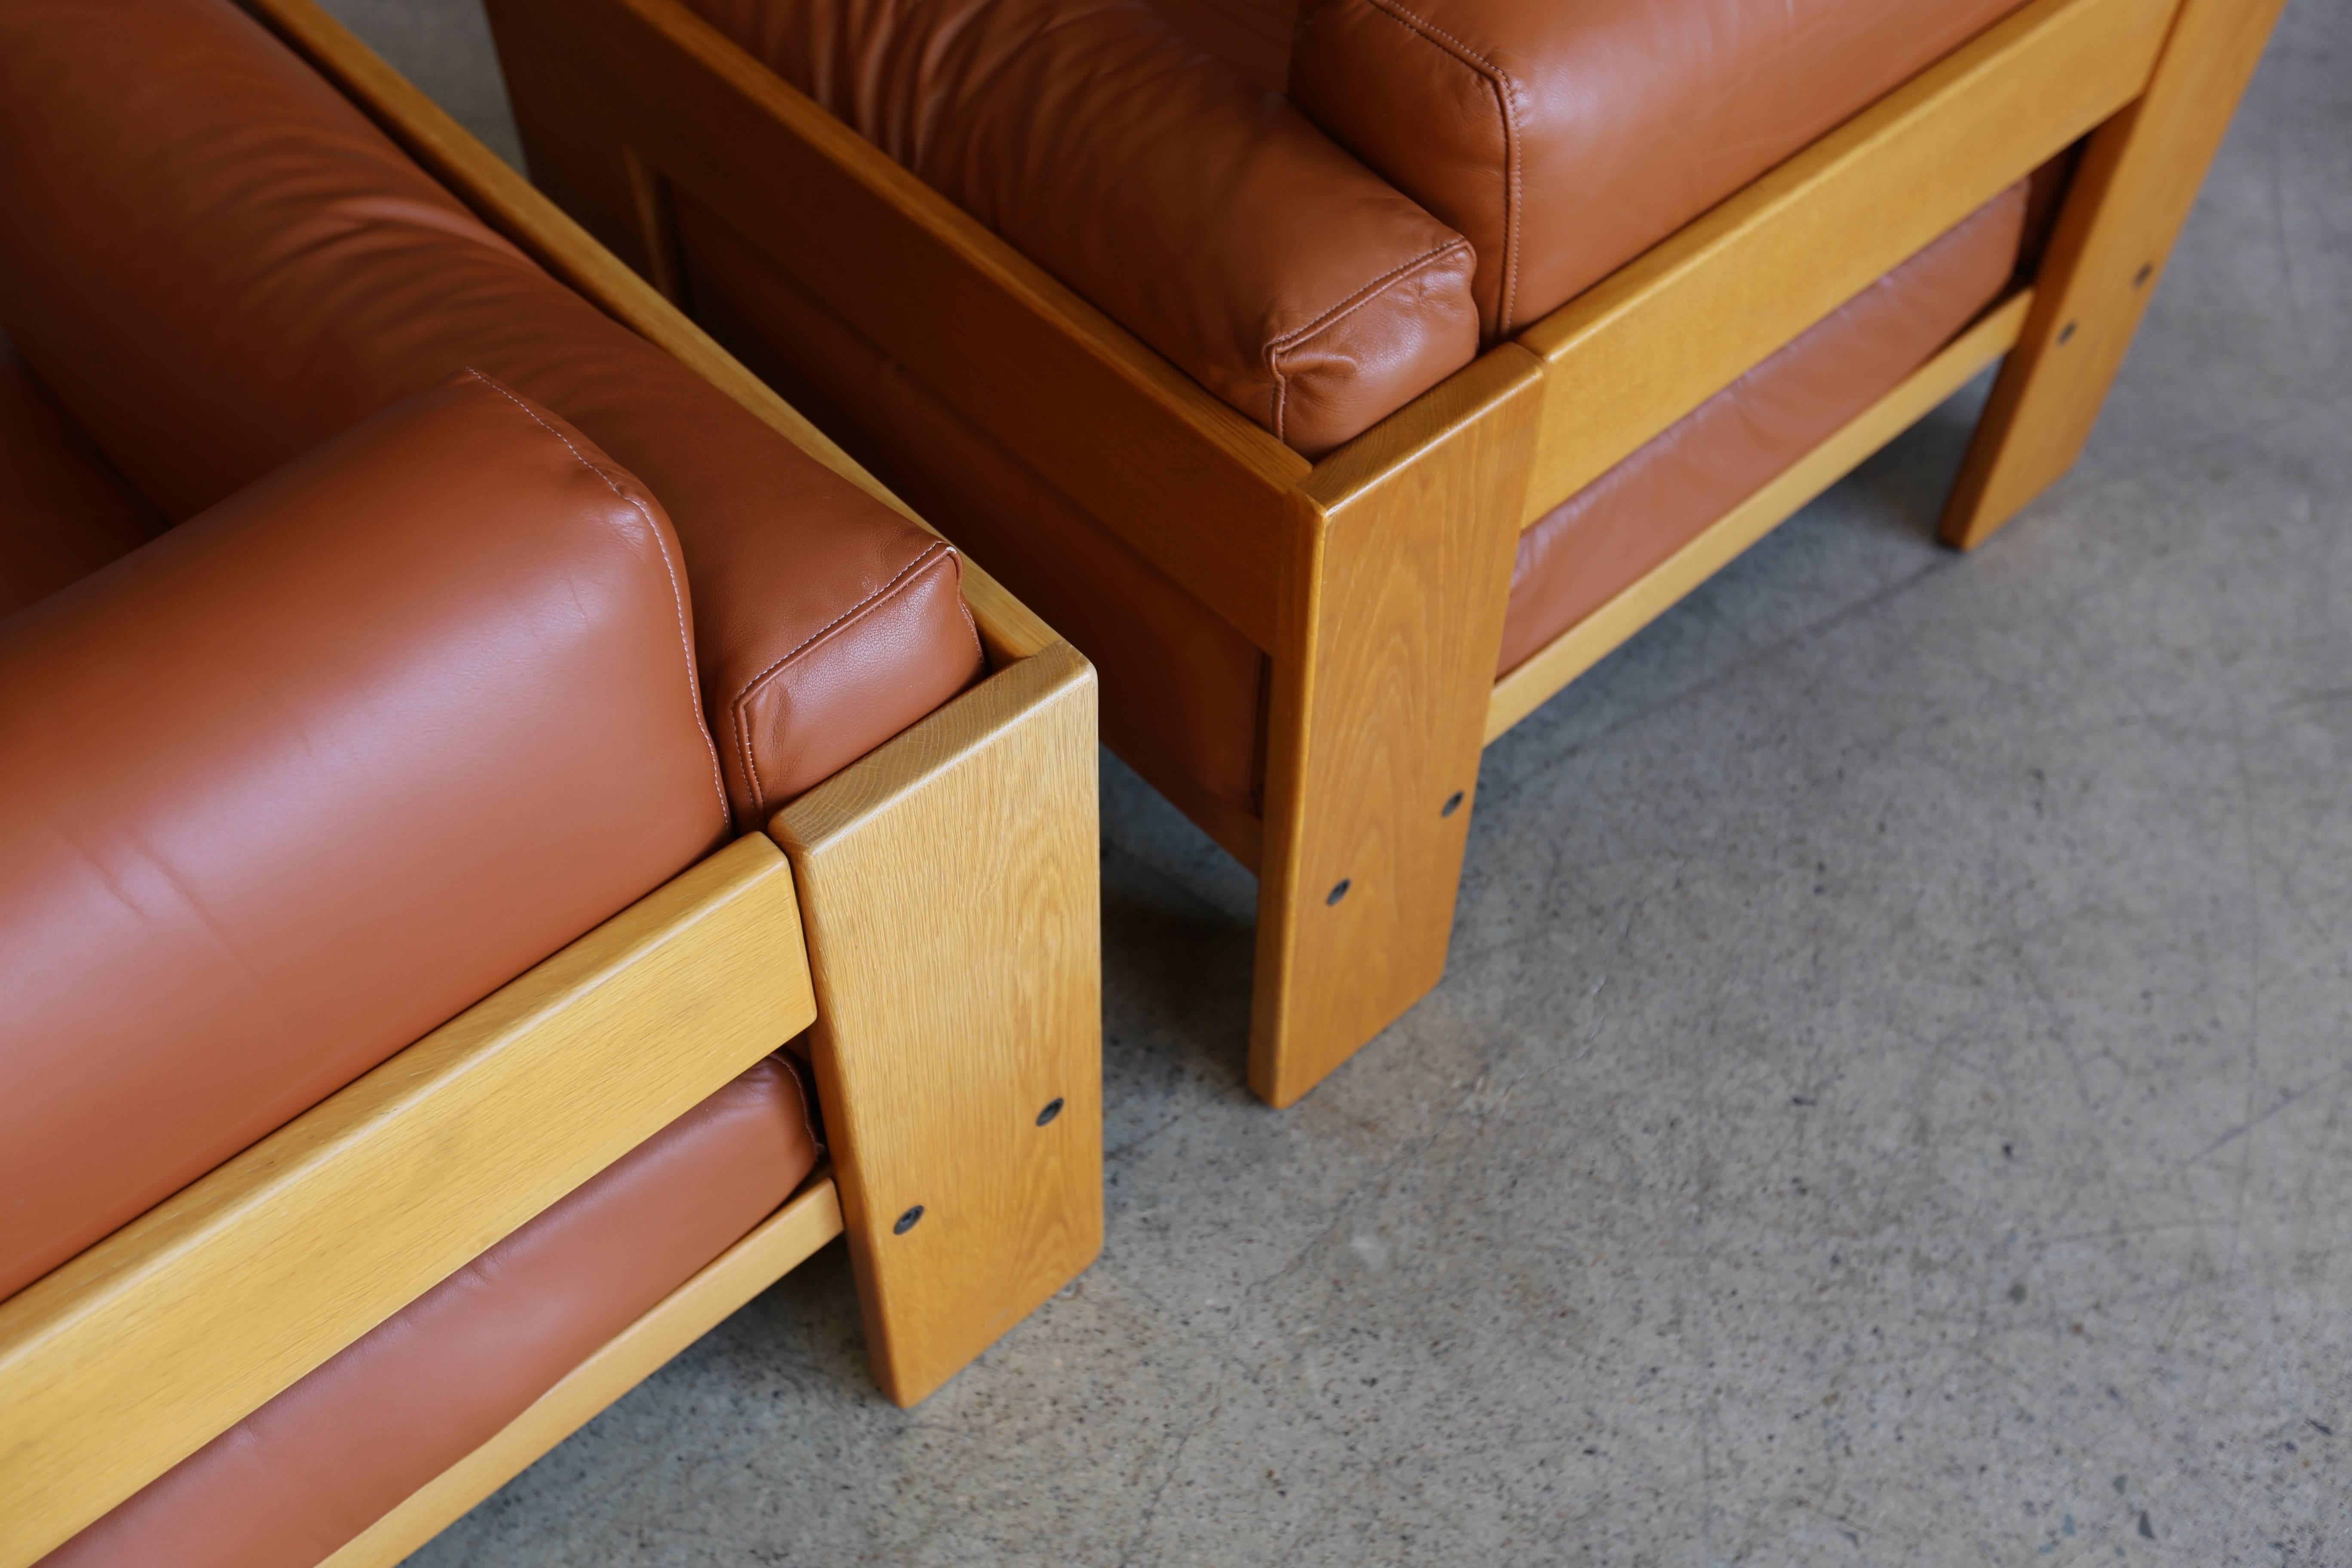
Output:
[242, 0, 1053, 669]
[1940, 0, 2289, 549]
[770, 642, 1103, 1403]
[1487, 294, 2033, 746]
[0, 836, 815, 1566]
[1250, 346, 1546, 1107]
[480, 0, 1303, 652]
[319, 1176, 845, 1568]
[1517, 0, 2174, 520]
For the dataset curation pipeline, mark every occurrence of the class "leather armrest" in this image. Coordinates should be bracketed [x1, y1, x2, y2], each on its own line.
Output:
[686, 0, 1481, 456]
[0, 374, 730, 1301]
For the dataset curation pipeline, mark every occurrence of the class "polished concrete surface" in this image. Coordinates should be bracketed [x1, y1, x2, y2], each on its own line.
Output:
[318, 3, 2349, 1561]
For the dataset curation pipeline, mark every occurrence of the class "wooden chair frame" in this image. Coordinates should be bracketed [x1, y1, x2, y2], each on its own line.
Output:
[0, 4, 1102, 1562]
[478, 0, 2281, 1107]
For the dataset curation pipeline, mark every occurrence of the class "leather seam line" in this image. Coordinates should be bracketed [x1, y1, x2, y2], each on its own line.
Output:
[466, 371, 731, 830]
[730, 539, 960, 818]
[1267, 236, 1474, 443]
[1358, 0, 1522, 336]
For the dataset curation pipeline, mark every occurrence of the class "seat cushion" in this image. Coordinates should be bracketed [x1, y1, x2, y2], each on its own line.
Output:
[0, 375, 732, 1302]
[0, 329, 166, 620]
[44, 1057, 819, 1568]
[682, 0, 1479, 456]
[0, 0, 982, 823]
[1499, 184, 2028, 676]
[1292, 0, 2036, 338]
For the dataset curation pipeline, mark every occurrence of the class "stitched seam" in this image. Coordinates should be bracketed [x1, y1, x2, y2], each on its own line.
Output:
[469, 372, 730, 829]
[731, 540, 959, 818]
[1267, 238, 1473, 435]
[1360, 0, 1522, 336]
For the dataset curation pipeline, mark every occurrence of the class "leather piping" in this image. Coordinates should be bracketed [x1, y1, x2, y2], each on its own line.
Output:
[468, 370, 731, 830]
[1267, 235, 1476, 443]
[728, 539, 978, 816]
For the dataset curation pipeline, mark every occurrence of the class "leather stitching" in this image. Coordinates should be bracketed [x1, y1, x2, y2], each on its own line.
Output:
[1355, 0, 1522, 336]
[467, 372, 731, 830]
[731, 539, 963, 818]
[1267, 237, 1474, 442]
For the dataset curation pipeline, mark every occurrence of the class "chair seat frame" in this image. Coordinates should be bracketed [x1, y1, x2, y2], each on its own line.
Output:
[478, 0, 2282, 1106]
[0, 3, 1103, 1561]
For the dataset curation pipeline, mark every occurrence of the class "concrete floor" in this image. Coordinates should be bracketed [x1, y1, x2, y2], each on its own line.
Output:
[321, 3, 2349, 1562]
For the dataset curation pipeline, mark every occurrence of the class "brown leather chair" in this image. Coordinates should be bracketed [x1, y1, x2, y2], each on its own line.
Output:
[0, 2, 1099, 1564]
[488, 0, 2280, 1109]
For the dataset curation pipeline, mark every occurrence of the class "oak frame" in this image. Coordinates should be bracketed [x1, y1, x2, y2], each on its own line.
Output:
[0, 4, 1104, 1562]
[481, 0, 2279, 1106]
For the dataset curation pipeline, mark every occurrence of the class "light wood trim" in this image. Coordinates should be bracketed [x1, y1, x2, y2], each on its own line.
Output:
[1940, 0, 2289, 549]
[1518, 0, 2175, 520]
[1486, 292, 2034, 746]
[480, 0, 1304, 653]
[771, 641, 1102, 1402]
[0, 836, 815, 1567]
[1250, 346, 1545, 1107]
[320, 1176, 845, 1568]
[239, 0, 1053, 668]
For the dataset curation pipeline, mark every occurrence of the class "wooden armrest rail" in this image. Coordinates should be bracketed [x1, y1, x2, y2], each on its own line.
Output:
[0, 834, 816, 1567]
[1518, 0, 2175, 521]
[1488, 291, 2035, 744]
[321, 1173, 847, 1568]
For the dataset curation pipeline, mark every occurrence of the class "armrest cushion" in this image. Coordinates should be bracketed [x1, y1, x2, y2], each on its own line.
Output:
[687, 0, 1480, 456]
[1291, 0, 2034, 337]
[0, 374, 729, 1301]
[0, 0, 983, 822]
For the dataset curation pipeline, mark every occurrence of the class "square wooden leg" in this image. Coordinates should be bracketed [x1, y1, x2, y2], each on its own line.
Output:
[769, 642, 1102, 1405]
[1941, 0, 2290, 550]
[1249, 349, 1546, 1108]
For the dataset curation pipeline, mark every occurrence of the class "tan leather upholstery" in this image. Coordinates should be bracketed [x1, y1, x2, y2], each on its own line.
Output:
[1500, 186, 2028, 676]
[44, 1057, 820, 1568]
[0, 0, 983, 821]
[0, 375, 730, 1301]
[683, 0, 1479, 456]
[1291, 0, 2036, 337]
[678, 196, 1269, 814]
[0, 330, 168, 620]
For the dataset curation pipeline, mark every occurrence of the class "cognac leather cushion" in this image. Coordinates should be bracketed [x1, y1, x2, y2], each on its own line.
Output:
[0, 329, 168, 620]
[1292, 0, 2036, 338]
[685, 0, 1479, 456]
[0, 375, 731, 1302]
[45, 1057, 819, 1568]
[0, 0, 981, 824]
[1499, 185, 2028, 675]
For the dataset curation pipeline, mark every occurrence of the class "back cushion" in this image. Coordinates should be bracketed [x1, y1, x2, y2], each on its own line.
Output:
[0, 0, 981, 820]
[1292, 0, 2037, 337]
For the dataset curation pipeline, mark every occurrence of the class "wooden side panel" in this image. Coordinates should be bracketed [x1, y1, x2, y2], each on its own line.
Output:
[1518, 0, 2175, 519]
[1940, 0, 2290, 548]
[478, 0, 1303, 651]
[242, 0, 1053, 668]
[0, 837, 815, 1567]
[1487, 293, 2033, 745]
[1251, 348, 1546, 1108]
[769, 644, 1102, 1404]
[320, 1178, 845, 1568]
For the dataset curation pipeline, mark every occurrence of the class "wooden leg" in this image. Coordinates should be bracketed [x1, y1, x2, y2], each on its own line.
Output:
[1250, 348, 1545, 1109]
[1940, 0, 2289, 550]
[768, 643, 1101, 1406]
